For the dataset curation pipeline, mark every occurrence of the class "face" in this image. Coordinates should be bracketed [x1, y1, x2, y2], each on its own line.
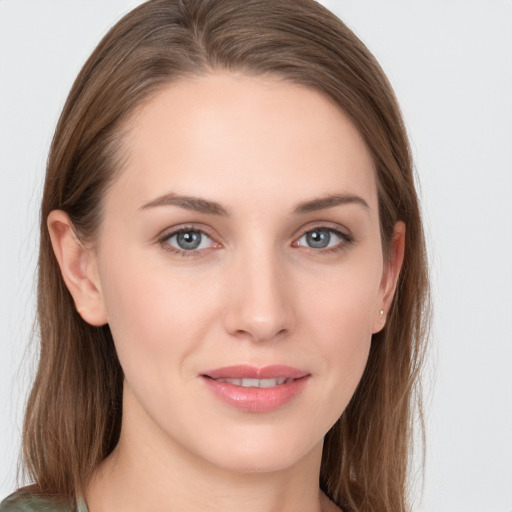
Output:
[82, 73, 398, 474]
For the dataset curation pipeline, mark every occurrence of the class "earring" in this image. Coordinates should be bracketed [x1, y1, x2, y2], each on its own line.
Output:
[379, 309, 385, 319]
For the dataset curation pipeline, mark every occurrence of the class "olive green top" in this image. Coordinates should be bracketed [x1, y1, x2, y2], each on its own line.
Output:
[0, 490, 88, 512]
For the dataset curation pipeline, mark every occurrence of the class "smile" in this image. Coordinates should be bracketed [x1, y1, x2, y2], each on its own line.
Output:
[211, 377, 291, 387]
[201, 365, 310, 413]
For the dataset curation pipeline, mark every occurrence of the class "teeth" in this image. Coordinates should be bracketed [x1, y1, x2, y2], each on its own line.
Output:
[215, 377, 289, 388]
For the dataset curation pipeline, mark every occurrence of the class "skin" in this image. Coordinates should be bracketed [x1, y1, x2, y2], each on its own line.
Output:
[48, 73, 404, 512]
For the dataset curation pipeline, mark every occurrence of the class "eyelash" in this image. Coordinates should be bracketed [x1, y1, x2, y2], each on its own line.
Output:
[158, 225, 354, 258]
[158, 226, 218, 259]
[293, 227, 353, 253]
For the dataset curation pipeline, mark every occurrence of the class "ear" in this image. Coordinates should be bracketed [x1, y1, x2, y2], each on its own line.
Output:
[47, 210, 108, 326]
[372, 221, 406, 333]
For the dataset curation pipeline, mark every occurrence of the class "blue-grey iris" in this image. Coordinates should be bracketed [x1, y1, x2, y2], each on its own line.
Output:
[306, 229, 330, 248]
[177, 231, 202, 250]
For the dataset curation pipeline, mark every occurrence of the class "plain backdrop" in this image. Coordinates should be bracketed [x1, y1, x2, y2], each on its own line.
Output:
[1, 1, 511, 511]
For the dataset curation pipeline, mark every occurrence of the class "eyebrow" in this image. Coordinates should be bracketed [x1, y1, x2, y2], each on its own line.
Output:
[292, 194, 369, 214]
[139, 193, 229, 215]
[139, 192, 369, 215]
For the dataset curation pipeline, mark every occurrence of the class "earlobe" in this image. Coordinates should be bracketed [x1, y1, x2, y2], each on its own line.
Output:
[372, 221, 406, 333]
[47, 210, 108, 326]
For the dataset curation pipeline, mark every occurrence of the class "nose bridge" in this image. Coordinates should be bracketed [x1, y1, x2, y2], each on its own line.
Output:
[224, 237, 293, 342]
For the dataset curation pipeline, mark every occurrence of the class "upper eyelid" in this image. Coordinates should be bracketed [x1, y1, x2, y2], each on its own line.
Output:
[158, 224, 216, 241]
[158, 222, 349, 240]
[158, 227, 218, 256]
[164, 229, 215, 243]
[297, 226, 348, 239]
[291, 220, 351, 241]
[293, 226, 352, 248]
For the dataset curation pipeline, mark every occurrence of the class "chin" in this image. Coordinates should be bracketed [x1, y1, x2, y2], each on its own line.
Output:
[188, 426, 323, 475]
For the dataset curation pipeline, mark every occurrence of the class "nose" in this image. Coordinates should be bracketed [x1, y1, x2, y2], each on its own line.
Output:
[222, 245, 295, 343]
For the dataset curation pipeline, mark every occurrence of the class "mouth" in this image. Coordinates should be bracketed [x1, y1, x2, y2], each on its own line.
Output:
[207, 377, 293, 388]
[201, 365, 310, 412]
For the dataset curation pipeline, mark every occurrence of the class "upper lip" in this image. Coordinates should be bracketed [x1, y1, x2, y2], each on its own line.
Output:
[202, 365, 309, 380]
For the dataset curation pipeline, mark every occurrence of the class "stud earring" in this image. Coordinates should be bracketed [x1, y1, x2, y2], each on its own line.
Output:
[379, 309, 385, 319]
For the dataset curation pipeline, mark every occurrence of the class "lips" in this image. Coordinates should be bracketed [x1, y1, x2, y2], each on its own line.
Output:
[201, 365, 310, 413]
[204, 364, 308, 380]
[212, 377, 290, 388]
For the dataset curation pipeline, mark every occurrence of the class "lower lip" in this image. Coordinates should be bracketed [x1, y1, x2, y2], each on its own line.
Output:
[202, 376, 310, 413]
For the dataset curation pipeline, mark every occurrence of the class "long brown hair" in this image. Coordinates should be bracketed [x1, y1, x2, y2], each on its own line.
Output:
[22, 1, 430, 510]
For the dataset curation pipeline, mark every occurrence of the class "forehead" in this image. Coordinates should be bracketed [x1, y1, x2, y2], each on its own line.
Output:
[107, 73, 377, 215]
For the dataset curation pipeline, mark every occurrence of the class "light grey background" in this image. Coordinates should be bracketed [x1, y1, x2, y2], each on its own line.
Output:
[1, 1, 511, 511]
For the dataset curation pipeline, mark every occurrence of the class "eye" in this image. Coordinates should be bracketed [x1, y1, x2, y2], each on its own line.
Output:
[160, 227, 218, 256]
[294, 227, 351, 251]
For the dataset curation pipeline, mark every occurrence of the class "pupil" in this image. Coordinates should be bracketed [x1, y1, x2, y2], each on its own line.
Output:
[307, 229, 330, 249]
[177, 231, 201, 250]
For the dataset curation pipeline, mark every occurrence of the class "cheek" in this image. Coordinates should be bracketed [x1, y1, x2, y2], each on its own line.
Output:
[303, 254, 382, 343]
[96, 249, 218, 386]
[300, 259, 381, 414]
[312, 290, 373, 380]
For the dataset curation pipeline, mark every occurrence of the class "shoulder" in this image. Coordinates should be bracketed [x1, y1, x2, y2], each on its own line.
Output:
[0, 488, 78, 512]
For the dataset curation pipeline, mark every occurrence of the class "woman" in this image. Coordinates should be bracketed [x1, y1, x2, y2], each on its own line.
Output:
[0, 0, 430, 511]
